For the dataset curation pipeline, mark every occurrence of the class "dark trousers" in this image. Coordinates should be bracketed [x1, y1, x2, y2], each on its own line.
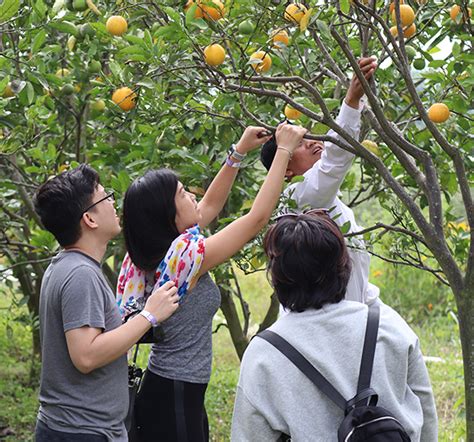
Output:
[35, 419, 107, 441]
[134, 370, 209, 442]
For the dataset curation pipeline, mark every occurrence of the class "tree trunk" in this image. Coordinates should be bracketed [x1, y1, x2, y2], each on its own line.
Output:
[457, 282, 474, 441]
[258, 292, 279, 333]
[218, 284, 249, 360]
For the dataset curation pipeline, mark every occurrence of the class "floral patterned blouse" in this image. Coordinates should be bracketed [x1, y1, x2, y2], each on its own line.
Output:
[116, 224, 205, 318]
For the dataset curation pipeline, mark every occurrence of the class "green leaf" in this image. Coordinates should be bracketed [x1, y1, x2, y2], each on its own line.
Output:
[0, 0, 20, 22]
[32, 29, 47, 53]
[33, 0, 47, 19]
[0, 75, 9, 93]
[324, 98, 340, 111]
[124, 35, 148, 49]
[316, 20, 330, 38]
[117, 45, 148, 57]
[136, 78, 155, 89]
[340, 0, 350, 14]
[49, 21, 79, 37]
[340, 220, 352, 234]
[290, 175, 305, 183]
[163, 6, 181, 24]
[428, 60, 445, 69]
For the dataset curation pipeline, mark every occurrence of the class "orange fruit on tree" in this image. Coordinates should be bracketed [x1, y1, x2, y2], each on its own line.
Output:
[284, 105, 302, 120]
[428, 103, 450, 123]
[389, 0, 404, 14]
[450, 5, 472, 21]
[112, 87, 137, 111]
[272, 30, 290, 48]
[184, 0, 204, 18]
[284, 3, 307, 24]
[200, 0, 225, 21]
[106, 16, 128, 36]
[391, 4, 415, 26]
[390, 23, 416, 38]
[249, 51, 272, 73]
[204, 44, 226, 66]
[91, 99, 106, 112]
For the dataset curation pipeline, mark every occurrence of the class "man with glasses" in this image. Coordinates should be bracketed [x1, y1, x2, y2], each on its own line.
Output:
[33, 164, 180, 441]
[261, 56, 379, 305]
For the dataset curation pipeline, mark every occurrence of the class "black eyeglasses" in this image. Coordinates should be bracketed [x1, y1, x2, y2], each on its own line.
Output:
[81, 191, 115, 218]
[274, 207, 330, 221]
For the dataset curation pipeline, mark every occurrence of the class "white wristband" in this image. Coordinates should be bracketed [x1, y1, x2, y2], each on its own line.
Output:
[139, 310, 159, 327]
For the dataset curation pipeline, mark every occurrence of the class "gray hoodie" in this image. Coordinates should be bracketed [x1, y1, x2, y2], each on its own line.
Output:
[231, 300, 437, 442]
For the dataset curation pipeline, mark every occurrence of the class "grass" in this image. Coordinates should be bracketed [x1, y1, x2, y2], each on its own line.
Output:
[0, 258, 465, 441]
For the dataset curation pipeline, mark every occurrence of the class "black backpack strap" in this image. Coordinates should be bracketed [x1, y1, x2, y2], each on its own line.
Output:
[257, 329, 347, 411]
[356, 303, 380, 394]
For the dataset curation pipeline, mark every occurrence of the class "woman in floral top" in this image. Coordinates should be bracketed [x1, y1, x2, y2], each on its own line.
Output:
[117, 124, 306, 441]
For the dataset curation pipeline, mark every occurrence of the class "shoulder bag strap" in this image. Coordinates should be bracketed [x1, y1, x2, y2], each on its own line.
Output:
[356, 303, 380, 393]
[257, 329, 347, 411]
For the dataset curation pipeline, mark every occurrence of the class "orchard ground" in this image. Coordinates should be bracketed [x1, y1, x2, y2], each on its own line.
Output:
[0, 254, 465, 441]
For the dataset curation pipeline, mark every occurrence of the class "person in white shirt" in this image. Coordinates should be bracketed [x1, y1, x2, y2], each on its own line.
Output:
[260, 57, 379, 304]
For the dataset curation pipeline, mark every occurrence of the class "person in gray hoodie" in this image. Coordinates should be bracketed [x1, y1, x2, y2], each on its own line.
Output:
[231, 210, 437, 442]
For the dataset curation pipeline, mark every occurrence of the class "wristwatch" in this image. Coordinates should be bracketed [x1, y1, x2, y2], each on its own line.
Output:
[139, 310, 159, 327]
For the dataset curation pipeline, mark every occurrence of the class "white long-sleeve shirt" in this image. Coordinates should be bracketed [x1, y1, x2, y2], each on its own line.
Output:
[232, 301, 438, 442]
[283, 102, 379, 304]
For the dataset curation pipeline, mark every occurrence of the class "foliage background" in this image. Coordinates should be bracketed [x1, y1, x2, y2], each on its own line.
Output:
[0, 0, 472, 438]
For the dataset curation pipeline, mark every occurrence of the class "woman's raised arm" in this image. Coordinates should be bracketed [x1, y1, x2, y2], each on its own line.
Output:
[197, 127, 271, 228]
[198, 124, 307, 276]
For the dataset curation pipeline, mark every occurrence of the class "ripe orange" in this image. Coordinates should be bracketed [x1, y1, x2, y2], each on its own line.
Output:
[112, 87, 137, 111]
[106, 16, 128, 36]
[204, 44, 226, 66]
[284, 3, 307, 24]
[389, 0, 404, 14]
[184, 0, 204, 18]
[250, 51, 272, 73]
[200, 0, 225, 21]
[391, 4, 415, 26]
[428, 103, 450, 123]
[390, 23, 416, 38]
[284, 105, 302, 120]
[450, 5, 472, 21]
[272, 30, 290, 48]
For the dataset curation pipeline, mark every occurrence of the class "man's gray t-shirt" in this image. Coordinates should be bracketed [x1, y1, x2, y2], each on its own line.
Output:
[37, 251, 128, 441]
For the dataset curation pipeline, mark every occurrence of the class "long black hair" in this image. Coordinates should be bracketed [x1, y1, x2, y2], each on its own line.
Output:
[123, 169, 180, 271]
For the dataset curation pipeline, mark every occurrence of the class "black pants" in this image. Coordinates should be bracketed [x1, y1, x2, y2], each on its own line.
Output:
[135, 370, 209, 442]
[35, 419, 107, 441]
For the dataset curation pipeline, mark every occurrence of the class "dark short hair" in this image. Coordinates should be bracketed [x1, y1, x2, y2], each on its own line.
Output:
[263, 213, 351, 312]
[123, 169, 180, 271]
[34, 164, 100, 247]
[260, 136, 277, 171]
[260, 119, 293, 171]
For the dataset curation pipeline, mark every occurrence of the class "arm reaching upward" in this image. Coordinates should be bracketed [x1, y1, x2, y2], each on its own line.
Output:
[289, 57, 377, 210]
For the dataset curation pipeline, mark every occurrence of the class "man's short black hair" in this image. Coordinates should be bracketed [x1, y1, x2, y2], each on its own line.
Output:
[264, 213, 352, 312]
[260, 135, 278, 171]
[260, 119, 293, 171]
[34, 164, 100, 247]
